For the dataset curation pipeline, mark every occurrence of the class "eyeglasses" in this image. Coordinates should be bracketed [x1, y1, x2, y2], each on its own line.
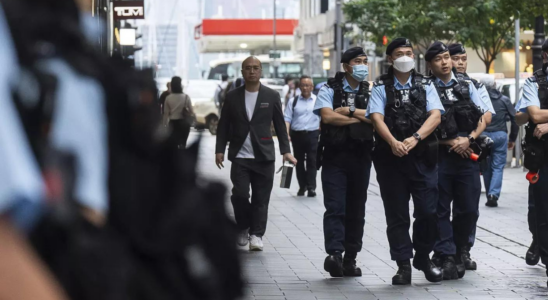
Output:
[243, 66, 261, 72]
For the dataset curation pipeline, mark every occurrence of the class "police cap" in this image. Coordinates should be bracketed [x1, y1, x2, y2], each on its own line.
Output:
[448, 43, 466, 56]
[341, 47, 367, 64]
[543, 39, 548, 52]
[386, 37, 413, 55]
[425, 41, 449, 62]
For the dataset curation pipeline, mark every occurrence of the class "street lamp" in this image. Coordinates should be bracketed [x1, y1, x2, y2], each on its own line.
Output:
[532, 15, 545, 71]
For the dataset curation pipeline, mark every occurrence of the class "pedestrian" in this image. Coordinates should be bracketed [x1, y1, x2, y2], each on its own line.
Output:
[314, 47, 374, 278]
[215, 56, 297, 251]
[282, 75, 292, 100]
[448, 43, 495, 271]
[480, 78, 518, 207]
[159, 82, 170, 114]
[367, 38, 443, 285]
[163, 76, 194, 149]
[426, 41, 493, 280]
[516, 39, 548, 286]
[284, 75, 320, 197]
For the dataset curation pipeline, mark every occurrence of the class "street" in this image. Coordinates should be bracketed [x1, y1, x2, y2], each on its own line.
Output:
[192, 132, 548, 300]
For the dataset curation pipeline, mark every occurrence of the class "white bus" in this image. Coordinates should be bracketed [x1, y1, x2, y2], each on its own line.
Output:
[206, 55, 304, 81]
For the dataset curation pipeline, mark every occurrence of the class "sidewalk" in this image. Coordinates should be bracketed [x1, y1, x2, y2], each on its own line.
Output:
[194, 132, 548, 300]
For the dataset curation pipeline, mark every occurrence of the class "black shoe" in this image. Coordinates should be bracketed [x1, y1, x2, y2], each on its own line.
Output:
[392, 260, 412, 285]
[454, 252, 466, 279]
[297, 187, 306, 196]
[413, 255, 443, 283]
[526, 240, 540, 266]
[342, 259, 362, 277]
[324, 252, 343, 277]
[485, 194, 498, 207]
[307, 189, 316, 197]
[431, 252, 442, 268]
[440, 256, 459, 280]
[460, 246, 477, 270]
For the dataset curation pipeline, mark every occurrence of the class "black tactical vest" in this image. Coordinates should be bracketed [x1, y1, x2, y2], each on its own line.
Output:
[533, 69, 548, 109]
[320, 72, 373, 147]
[375, 69, 429, 142]
[434, 72, 483, 139]
[522, 69, 548, 172]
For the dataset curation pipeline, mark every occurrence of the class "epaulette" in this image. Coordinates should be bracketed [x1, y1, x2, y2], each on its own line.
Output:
[373, 79, 385, 87]
[528, 76, 537, 83]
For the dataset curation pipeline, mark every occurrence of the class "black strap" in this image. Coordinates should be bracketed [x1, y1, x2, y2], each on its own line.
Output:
[292, 95, 299, 110]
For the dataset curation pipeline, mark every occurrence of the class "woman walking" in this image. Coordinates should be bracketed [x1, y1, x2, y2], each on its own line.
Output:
[164, 76, 194, 149]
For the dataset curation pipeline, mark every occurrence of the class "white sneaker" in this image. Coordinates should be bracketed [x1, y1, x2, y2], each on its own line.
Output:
[249, 235, 263, 251]
[237, 229, 249, 246]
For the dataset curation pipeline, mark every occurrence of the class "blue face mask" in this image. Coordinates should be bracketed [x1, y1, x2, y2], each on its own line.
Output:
[350, 65, 368, 81]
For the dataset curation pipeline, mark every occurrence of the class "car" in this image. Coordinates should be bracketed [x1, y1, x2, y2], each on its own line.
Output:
[495, 78, 527, 105]
[184, 79, 221, 135]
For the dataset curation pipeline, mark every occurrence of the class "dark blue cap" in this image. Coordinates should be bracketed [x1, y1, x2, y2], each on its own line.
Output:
[448, 43, 466, 56]
[386, 37, 413, 55]
[341, 47, 367, 64]
[425, 41, 449, 62]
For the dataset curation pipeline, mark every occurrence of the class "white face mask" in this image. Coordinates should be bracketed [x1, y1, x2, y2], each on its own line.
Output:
[393, 56, 415, 73]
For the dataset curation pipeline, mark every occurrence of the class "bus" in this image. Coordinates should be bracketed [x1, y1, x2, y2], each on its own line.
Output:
[206, 55, 304, 81]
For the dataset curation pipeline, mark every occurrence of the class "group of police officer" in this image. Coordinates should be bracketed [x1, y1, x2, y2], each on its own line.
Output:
[314, 37, 548, 286]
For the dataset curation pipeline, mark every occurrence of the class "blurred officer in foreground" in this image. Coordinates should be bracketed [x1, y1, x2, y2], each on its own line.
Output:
[517, 39, 548, 286]
[425, 41, 492, 280]
[368, 38, 443, 285]
[314, 47, 374, 277]
[480, 78, 518, 206]
[216, 56, 297, 251]
[448, 43, 495, 271]
[284, 75, 320, 197]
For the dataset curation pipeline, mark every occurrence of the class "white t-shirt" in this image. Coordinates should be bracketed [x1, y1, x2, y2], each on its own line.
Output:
[236, 90, 259, 159]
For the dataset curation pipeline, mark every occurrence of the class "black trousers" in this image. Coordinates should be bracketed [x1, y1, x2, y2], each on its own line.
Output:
[373, 150, 439, 261]
[322, 144, 372, 255]
[169, 119, 191, 148]
[290, 130, 319, 190]
[528, 184, 536, 242]
[531, 162, 548, 264]
[434, 150, 481, 256]
[230, 159, 275, 237]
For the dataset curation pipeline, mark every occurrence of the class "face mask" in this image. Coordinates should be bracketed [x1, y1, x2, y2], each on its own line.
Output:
[393, 56, 415, 73]
[349, 65, 368, 81]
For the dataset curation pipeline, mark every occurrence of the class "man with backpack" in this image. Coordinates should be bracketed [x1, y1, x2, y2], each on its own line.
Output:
[284, 75, 320, 197]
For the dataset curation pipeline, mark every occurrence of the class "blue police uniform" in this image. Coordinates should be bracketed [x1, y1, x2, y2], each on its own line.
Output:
[367, 73, 444, 262]
[432, 72, 492, 273]
[314, 75, 373, 262]
[519, 72, 548, 267]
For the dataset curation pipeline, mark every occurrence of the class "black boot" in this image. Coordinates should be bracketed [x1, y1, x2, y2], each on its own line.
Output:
[392, 260, 412, 285]
[297, 187, 306, 196]
[460, 246, 477, 270]
[526, 240, 540, 266]
[307, 189, 317, 197]
[441, 256, 459, 280]
[431, 252, 442, 268]
[485, 194, 498, 207]
[324, 251, 343, 277]
[454, 252, 466, 279]
[413, 254, 442, 283]
[342, 253, 362, 277]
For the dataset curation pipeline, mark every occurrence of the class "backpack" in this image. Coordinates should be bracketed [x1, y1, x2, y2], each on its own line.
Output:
[2, 1, 242, 299]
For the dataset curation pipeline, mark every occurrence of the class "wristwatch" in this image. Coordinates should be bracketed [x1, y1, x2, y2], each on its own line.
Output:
[349, 105, 356, 117]
[413, 132, 422, 141]
[468, 135, 475, 144]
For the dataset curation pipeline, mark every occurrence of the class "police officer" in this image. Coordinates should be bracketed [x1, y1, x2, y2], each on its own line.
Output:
[513, 98, 540, 266]
[517, 39, 548, 286]
[314, 47, 374, 277]
[448, 43, 495, 271]
[425, 41, 493, 280]
[368, 38, 443, 285]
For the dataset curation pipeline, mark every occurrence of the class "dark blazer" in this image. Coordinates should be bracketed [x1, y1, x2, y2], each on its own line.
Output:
[216, 84, 291, 162]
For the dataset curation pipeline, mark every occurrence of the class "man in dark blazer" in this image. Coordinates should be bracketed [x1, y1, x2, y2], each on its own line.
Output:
[216, 56, 297, 251]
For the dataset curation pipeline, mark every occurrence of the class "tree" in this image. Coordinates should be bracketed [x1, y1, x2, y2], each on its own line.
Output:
[343, 0, 398, 50]
[446, 0, 517, 73]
